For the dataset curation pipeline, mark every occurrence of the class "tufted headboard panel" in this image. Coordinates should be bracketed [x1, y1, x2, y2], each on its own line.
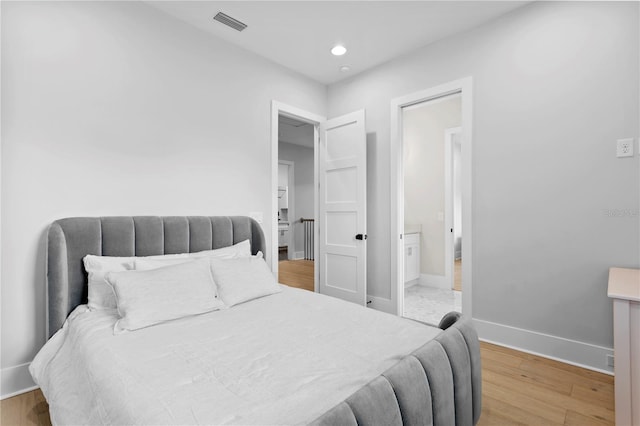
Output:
[46, 216, 265, 338]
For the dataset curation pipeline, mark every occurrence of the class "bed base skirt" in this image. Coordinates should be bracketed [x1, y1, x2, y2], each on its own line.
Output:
[310, 312, 481, 426]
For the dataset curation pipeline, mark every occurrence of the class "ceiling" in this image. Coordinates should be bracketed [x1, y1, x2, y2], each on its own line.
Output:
[148, 1, 529, 85]
[279, 115, 314, 148]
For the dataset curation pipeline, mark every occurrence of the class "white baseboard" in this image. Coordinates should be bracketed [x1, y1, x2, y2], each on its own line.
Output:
[293, 251, 305, 260]
[419, 273, 450, 289]
[404, 279, 419, 288]
[1, 362, 37, 399]
[474, 318, 614, 375]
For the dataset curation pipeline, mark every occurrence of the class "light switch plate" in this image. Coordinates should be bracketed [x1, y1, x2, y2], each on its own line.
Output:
[617, 138, 634, 158]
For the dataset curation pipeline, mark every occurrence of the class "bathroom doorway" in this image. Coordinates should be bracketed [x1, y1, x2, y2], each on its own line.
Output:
[401, 93, 463, 325]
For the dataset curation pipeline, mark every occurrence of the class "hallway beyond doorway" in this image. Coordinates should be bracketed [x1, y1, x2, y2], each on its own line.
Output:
[278, 260, 314, 292]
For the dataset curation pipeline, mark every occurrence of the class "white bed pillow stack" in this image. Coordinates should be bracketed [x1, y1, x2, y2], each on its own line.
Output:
[83, 239, 252, 310]
[84, 239, 280, 333]
[210, 255, 282, 307]
[105, 259, 224, 333]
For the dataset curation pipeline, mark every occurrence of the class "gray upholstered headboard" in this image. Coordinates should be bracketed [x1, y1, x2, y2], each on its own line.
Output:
[46, 216, 265, 338]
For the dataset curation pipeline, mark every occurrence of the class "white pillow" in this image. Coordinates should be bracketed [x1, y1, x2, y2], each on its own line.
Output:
[135, 257, 195, 271]
[105, 259, 224, 333]
[84, 256, 135, 311]
[134, 240, 252, 270]
[84, 240, 252, 309]
[210, 256, 281, 307]
[189, 239, 252, 260]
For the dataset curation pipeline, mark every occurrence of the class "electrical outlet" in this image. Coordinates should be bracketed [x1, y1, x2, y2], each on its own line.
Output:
[617, 138, 634, 158]
[606, 354, 614, 368]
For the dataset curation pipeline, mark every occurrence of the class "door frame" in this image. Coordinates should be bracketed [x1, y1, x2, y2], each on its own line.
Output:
[271, 101, 325, 291]
[390, 77, 473, 317]
[278, 160, 295, 260]
[444, 127, 462, 290]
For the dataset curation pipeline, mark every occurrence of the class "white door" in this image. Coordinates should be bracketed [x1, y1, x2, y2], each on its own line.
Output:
[318, 110, 367, 305]
[444, 127, 462, 290]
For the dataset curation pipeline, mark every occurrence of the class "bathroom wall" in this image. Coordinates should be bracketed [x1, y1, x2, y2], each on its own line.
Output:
[403, 95, 461, 277]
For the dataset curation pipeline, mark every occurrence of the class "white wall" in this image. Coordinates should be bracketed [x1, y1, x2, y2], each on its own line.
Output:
[328, 1, 639, 370]
[278, 163, 289, 188]
[1, 1, 326, 396]
[278, 142, 314, 257]
[403, 96, 461, 276]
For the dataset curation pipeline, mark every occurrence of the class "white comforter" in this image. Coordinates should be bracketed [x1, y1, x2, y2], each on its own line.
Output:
[31, 286, 440, 425]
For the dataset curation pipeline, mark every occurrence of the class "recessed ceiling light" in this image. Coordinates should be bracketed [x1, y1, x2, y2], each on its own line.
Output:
[331, 45, 347, 56]
[339, 66, 351, 73]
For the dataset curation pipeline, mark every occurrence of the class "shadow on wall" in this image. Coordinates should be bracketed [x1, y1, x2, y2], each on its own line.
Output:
[34, 228, 48, 358]
[366, 131, 377, 248]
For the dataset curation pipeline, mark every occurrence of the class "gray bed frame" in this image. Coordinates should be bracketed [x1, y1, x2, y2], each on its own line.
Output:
[46, 215, 481, 425]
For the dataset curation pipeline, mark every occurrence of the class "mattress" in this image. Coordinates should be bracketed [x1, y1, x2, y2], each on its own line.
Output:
[31, 285, 441, 425]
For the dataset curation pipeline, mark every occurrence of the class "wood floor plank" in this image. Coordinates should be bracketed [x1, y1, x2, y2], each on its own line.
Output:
[278, 259, 315, 292]
[31, 390, 50, 426]
[478, 394, 564, 426]
[454, 259, 462, 292]
[570, 383, 615, 411]
[480, 343, 526, 368]
[486, 344, 615, 385]
[483, 368, 615, 424]
[481, 352, 573, 396]
[483, 342, 614, 387]
[1, 389, 51, 426]
[518, 358, 614, 388]
[0, 394, 21, 426]
[564, 409, 613, 426]
[482, 380, 567, 425]
[482, 343, 612, 381]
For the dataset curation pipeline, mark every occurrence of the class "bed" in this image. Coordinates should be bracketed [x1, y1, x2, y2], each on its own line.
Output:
[31, 216, 481, 425]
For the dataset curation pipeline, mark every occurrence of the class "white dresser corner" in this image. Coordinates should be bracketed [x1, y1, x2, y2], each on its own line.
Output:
[608, 267, 640, 426]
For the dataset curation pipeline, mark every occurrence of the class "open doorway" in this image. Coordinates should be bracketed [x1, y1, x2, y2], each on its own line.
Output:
[390, 77, 473, 324]
[401, 94, 462, 325]
[271, 101, 368, 306]
[277, 114, 316, 292]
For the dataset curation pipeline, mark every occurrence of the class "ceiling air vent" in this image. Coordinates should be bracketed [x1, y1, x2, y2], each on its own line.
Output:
[213, 12, 247, 32]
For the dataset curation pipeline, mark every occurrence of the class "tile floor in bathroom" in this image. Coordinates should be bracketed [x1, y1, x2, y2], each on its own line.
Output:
[403, 284, 462, 326]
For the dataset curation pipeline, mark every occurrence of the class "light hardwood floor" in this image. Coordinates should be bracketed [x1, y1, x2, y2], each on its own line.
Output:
[279, 259, 315, 292]
[1, 388, 50, 426]
[2, 342, 613, 426]
[454, 258, 462, 292]
[478, 342, 614, 425]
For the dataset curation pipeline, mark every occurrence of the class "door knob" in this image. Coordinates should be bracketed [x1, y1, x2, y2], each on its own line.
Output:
[355, 234, 367, 240]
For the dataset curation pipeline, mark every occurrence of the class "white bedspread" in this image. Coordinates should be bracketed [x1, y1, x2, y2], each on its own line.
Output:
[31, 286, 440, 425]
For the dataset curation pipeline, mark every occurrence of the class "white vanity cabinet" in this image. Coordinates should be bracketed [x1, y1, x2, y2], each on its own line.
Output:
[404, 233, 421, 284]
